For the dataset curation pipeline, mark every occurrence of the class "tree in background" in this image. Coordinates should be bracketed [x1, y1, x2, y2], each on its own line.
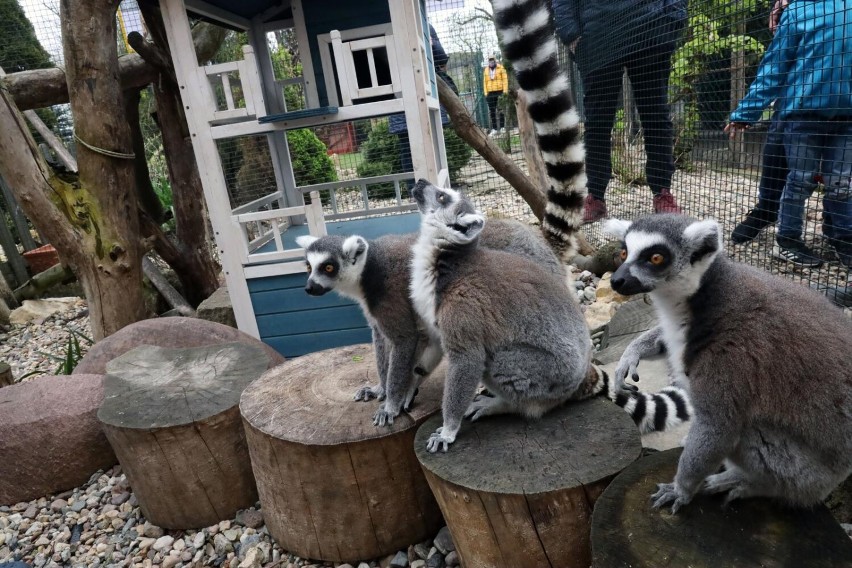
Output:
[0, 0, 52, 73]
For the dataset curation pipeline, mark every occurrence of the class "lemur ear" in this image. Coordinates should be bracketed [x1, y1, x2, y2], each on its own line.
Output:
[342, 235, 368, 264]
[603, 218, 632, 239]
[296, 235, 318, 250]
[683, 219, 723, 261]
[456, 212, 485, 239]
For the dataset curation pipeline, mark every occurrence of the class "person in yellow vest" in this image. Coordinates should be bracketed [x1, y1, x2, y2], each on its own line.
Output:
[483, 56, 508, 136]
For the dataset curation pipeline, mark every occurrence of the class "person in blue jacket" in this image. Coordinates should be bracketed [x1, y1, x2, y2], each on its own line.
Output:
[553, 0, 687, 223]
[726, 0, 852, 269]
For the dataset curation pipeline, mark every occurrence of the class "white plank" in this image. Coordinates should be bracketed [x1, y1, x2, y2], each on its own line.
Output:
[291, 0, 319, 108]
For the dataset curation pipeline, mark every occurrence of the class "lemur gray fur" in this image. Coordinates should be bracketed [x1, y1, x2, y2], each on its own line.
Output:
[410, 182, 691, 452]
[296, 218, 563, 426]
[605, 214, 852, 511]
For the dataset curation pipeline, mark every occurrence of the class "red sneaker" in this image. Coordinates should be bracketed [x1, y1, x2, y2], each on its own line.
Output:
[653, 188, 682, 214]
[582, 195, 608, 223]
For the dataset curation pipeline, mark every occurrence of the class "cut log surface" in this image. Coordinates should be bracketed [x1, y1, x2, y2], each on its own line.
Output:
[415, 398, 642, 568]
[99, 343, 270, 529]
[592, 448, 852, 568]
[240, 343, 444, 563]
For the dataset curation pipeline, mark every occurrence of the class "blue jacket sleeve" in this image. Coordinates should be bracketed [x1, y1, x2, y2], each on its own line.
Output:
[429, 24, 449, 69]
[552, 0, 582, 46]
[729, 9, 799, 123]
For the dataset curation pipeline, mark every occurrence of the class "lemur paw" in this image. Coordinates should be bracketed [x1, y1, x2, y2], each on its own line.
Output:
[464, 395, 495, 422]
[372, 406, 398, 427]
[426, 427, 456, 453]
[651, 482, 691, 514]
[353, 384, 385, 402]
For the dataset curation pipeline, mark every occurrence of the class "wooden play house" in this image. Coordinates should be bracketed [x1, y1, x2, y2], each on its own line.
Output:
[159, 0, 449, 357]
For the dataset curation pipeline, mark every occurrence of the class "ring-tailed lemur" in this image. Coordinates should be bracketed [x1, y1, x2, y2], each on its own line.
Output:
[605, 214, 852, 512]
[410, 181, 691, 452]
[296, 218, 564, 426]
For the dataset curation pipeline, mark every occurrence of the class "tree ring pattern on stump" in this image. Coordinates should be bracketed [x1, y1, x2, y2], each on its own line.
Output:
[240, 344, 445, 445]
[99, 342, 270, 428]
[415, 398, 641, 495]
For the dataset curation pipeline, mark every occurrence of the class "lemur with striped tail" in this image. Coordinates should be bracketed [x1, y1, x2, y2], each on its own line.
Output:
[409, 0, 691, 452]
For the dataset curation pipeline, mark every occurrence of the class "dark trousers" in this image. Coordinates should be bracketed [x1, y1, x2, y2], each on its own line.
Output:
[753, 113, 787, 220]
[486, 91, 503, 131]
[582, 47, 676, 199]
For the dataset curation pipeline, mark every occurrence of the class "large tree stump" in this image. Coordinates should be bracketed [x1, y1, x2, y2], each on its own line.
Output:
[98, 342, 270, 529]
[592, 448, 852, 567]
[240, 344, 444, 563]
[415, 398, 642, 568]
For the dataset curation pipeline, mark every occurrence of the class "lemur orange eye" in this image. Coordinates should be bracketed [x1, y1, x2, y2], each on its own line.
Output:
[650, 253, 665, 265]
[620, 249, 628, 260]
[324, 264, 334, 273]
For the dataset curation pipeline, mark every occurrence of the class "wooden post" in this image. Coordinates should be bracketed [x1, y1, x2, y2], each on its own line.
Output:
[98, 343, 269, 529]
[0, 194, 28, 286]
[592, 448, 852, 567]
[415, 398, 642, 568]
[240, 344, 444, 563]
[0, 173, 38, 252]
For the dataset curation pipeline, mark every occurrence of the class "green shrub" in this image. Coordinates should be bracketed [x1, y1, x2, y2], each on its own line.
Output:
[443, 125, 472, 184]
[357, 121, 401, 198]
[288, 129, 337, 186]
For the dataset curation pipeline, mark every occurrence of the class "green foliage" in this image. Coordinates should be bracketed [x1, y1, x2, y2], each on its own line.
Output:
[0, 0, 53, 72]
[21, 329, 93, 379]
[289, 129, 338, 186]
[356, 121, 400, 197]
[444, 125, 473, 183]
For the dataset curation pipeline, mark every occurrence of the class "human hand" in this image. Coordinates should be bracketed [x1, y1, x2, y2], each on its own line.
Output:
[769, 0, 789, 34]
[724, 122, 748, 139]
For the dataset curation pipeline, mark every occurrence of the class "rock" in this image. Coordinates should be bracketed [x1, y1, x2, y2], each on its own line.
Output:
[9, 298, 79, 325]
[842, 523, 852, 537]
[142, 522, 164, 539]
[110, 492, 130, 506]
[433, 527, 454, 555]
[357, 564, 371, 568]
[224, 528, 241, 541]
[238, 547, 262, 568]
[22, 506, 38, 519]
[584, 300, 619, 331]
[197, 287, 237, 329]
[414, 543, 430, 560]
[0, 374, 116, 506]
[410, 562, 426, 568]
[235, 509, 264, 529]
[390, 550, 409, 567]
[138, 537, 156, 550]
[153, 535, 174, 551]
[214, 533, 233, 555]
[69, 500, 86, 513]
[583, 287, 597, 302]
[162, 556, 181, 568]
[193, 532, 205, 549]
[444, 551, 459, 567]
[49, 499, 67, 513]
[425, 554, 444, 568]
[73, 317, 284, 376]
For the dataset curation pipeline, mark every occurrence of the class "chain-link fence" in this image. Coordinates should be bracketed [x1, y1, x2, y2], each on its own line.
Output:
[1, 0, 850, 303]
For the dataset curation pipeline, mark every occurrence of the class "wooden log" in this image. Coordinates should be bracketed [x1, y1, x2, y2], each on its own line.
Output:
[98, 342, 270, 529]
[240, 344, 444, 563]
[591, 448, 852, 568]
[414, 398, 642, 568]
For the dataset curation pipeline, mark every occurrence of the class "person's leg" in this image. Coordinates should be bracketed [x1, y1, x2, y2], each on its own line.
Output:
[581, 61, 623, 202]
[627, 47, 680, 213]
[486, 92, 499, 132]
[732, 113, 788, 243]
[775, 120, 823, 267]
[819, 121, 852, 268]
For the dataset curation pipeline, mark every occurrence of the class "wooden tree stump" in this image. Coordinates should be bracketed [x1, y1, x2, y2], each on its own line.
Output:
[0, 361, 12, 387]
[415, 398, 642, 568]
[98, 342, 270, 529]
[592, 448, 852, 567]
[240, 343, 444, 563]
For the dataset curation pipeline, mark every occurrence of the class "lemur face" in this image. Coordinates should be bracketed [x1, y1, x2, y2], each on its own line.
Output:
[412, 179, 485, 245]
[296, 235, 368, 297]
[603, 215, 723, 296]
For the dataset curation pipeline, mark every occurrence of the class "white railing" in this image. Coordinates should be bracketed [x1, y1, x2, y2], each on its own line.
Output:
[233, 190, 326, 265]
[202, 45, 266, 123]
[274, 77, 307, 112]
[298, 173, 418, 221]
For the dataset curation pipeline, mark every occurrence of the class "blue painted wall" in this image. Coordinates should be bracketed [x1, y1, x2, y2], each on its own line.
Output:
[302, 0, 391, 106]
[247, 213, 422, 358]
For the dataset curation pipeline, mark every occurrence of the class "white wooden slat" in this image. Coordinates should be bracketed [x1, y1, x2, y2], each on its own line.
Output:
[221, 73, 236, 110]
[330, 30, 354, 106]
[245, 261, 307, 279]
[231, 192, 283, 214]
[204, 61, 241, 75]
[366, 48, 379, 90]
[235, 204, 309, 223]
[291, 0, 319, 108]
[247, 248, 307, 264]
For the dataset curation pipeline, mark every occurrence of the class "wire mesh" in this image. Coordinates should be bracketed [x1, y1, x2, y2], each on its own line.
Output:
[1, 0, 850, 303]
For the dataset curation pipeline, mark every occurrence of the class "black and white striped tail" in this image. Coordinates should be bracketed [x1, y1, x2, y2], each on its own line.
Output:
[492, 0, 587, 260]
[585, 367, 692, 433]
